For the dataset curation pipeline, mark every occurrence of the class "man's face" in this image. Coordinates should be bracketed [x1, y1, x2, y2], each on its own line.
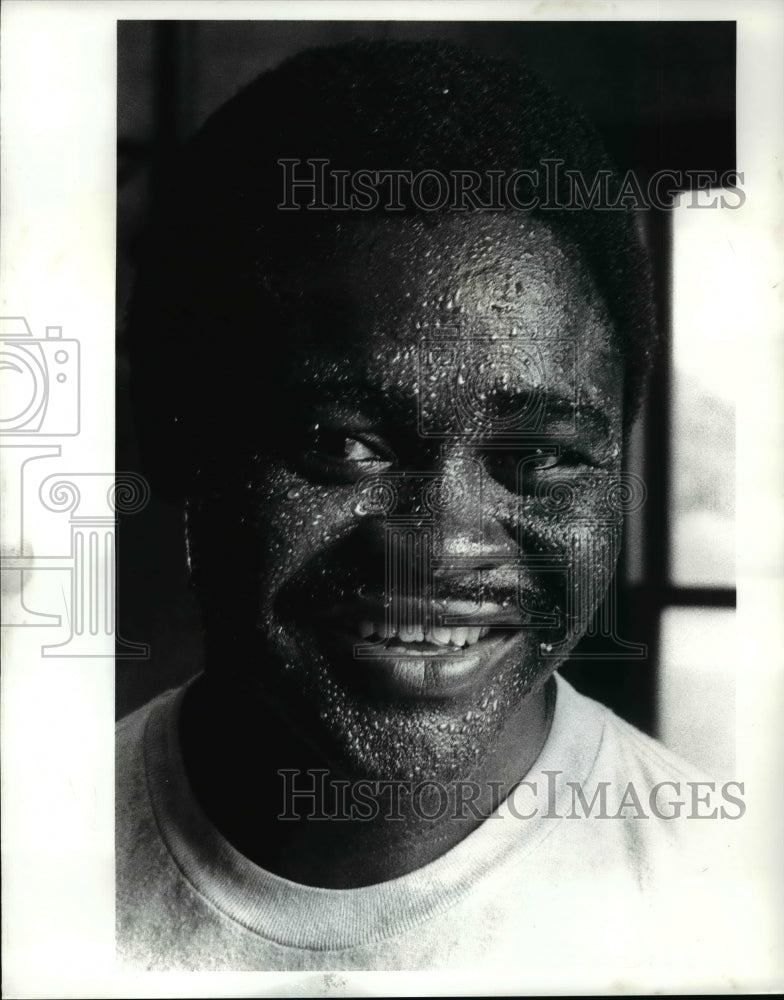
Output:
[189, 213, 624, 781]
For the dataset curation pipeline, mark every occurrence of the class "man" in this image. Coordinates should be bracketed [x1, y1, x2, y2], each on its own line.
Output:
[118, 39, 734, 979]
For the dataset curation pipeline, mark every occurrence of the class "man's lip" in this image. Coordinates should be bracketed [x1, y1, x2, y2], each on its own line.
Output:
[314, 597, 541, 629]
[279, 592, 553, 699]
[321, 623, 527, 699]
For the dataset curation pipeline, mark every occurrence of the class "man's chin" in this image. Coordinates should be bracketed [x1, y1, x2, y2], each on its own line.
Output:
[244, 628, 552, 783]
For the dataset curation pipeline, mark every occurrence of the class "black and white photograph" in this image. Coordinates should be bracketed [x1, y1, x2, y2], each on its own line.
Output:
[2, 2, 783, 996]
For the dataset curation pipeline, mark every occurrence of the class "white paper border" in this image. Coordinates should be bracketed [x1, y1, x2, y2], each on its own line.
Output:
[2, 1, 782, 996]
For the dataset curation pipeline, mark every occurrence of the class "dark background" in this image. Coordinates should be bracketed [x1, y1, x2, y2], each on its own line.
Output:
[116, 20, 737, 733]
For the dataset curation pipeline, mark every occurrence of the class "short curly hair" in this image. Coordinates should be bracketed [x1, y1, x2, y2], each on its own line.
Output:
[128, 38, 658, 497]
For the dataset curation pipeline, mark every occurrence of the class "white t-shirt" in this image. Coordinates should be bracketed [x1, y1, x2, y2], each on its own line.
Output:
[116, 672, 740, 988]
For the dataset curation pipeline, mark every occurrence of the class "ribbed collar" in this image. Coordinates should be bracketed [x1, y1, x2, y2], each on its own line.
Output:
[143, 672, 606, 951]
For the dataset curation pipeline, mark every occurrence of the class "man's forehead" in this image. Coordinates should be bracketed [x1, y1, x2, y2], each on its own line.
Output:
[268, 212, 612, 339]
[283, 212, 585, 277]
[260, 215, 623, 440]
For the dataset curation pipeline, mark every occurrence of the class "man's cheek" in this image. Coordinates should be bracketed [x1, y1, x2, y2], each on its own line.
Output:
[558, 515, 623, 637]
[518, 496, 622, 634]
[257, 487, 359, 585]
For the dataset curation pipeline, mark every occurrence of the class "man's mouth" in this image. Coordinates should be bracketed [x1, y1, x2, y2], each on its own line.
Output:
[300, 597, 544, 700]
[354, 619, 492, 651]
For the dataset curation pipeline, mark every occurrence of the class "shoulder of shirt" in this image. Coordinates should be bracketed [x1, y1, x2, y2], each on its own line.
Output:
[116, 685, 186, 824]
[115, 682, 197, 884]
[553, 676, 734, 878]
[116, 686, 182, 743]
[555, 673, 710, 784]
[603, 704, 710, 783]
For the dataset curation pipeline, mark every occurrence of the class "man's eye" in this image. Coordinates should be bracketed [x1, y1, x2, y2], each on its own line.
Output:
[308, 429, 387, 462]
[526, 453, 561, 471]
[341, 437, 380, 462]
[298, 427, 394, 481]
[486, 448, 589, 490]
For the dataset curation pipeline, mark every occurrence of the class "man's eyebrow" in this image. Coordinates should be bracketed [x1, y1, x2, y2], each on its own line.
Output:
[284, 380, 613, 439]
[542, 397, 612, 439]
[466, 385, 613, 439]
[284, 379, 388, 415]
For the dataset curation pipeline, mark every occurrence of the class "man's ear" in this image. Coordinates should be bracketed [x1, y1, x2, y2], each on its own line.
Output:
[183, 498, 195, 579]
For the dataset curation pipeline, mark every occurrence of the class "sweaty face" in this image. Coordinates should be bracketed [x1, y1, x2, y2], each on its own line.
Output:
[188, 214, 624, 782]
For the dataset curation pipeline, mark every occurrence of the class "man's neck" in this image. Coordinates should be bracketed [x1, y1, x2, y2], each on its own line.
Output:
[179, 673, 555, 889]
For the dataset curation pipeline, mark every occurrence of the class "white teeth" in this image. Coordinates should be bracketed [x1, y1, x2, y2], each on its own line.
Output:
[465, 627, 481, 646]
[449, 627, 468, 647]
[356, 620, 493, 647]
[430, 626, 452, 646]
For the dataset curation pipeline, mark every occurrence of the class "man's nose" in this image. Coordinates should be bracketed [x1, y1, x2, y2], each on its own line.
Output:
[390, 445, 518, 563]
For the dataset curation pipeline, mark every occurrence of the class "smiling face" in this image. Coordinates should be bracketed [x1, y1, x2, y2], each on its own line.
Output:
[187, 212, 625, 782]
